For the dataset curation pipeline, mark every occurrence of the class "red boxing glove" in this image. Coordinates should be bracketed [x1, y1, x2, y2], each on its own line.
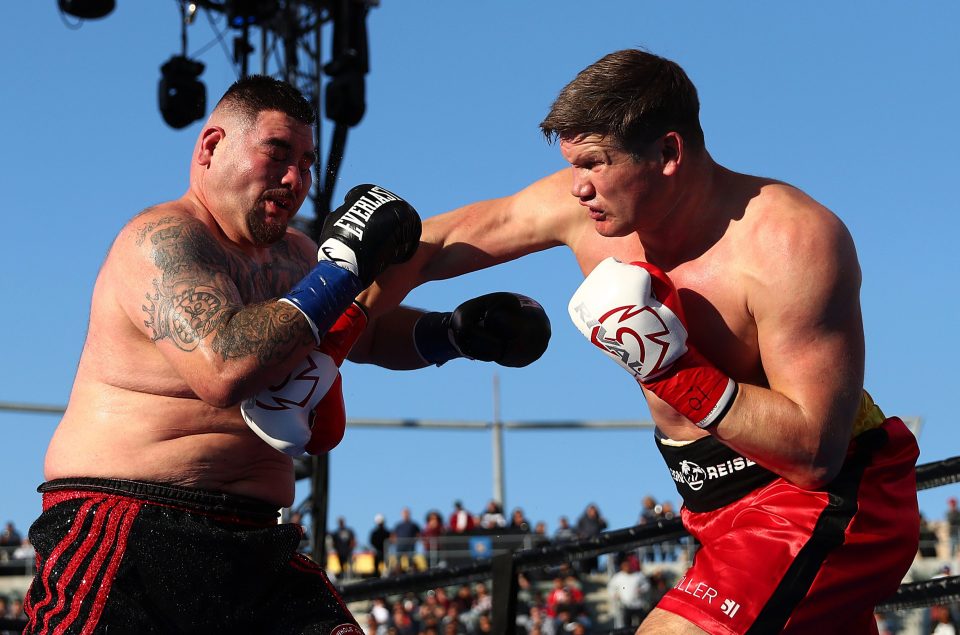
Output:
[304, 301, 368, 454]
[241, 302, 368, 455]
[568, 258, 737, 428]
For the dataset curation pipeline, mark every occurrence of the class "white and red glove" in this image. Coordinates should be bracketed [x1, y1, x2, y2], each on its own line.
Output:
[568, 257, 737, 429]
[240, 302, 368, 455]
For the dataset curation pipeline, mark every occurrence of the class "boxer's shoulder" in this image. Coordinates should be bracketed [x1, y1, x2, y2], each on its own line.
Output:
[123, 202, 207, 249]
[743, 181, 851, 246]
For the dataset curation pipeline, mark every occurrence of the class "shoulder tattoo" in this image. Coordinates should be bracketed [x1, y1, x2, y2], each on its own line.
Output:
[138, 216, 312, 361]
[140, 217, 233, 351]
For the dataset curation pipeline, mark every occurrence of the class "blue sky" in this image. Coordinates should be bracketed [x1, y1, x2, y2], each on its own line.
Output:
[2, 2, 958, 550]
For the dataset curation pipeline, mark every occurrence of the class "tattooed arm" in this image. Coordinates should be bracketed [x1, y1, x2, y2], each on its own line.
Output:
[117, 210, 318, 407]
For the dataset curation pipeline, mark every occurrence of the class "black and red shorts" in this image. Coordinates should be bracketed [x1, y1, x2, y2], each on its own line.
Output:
[655, 418, 919, 634]
[23, 478, 362, 635]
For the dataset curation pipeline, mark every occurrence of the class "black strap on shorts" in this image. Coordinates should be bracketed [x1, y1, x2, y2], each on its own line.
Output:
[655, 432, 778, 513]
[38, 477, 281, 525]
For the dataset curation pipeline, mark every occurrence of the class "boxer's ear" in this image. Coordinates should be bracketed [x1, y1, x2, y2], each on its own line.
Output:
[660, 132, 683, 176]
[197, 126, 225, 167]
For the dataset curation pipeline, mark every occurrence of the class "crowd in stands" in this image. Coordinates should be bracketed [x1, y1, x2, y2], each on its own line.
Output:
[0, 521, 33, 569]
[316, 498, 688, 634]
[6, 493, 960, 633]
[320, 495, 960, 634]
[355, 560, 676, 635]
[0, 521, 28, 633]
[322, 498, 688, 581]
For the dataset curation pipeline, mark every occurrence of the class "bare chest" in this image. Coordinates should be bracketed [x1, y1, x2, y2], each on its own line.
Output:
[222, 249, 311, 305]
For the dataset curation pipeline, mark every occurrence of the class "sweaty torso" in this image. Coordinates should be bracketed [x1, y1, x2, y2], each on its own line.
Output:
[567, 176, 787, 443]
[45, 202, 314, 507]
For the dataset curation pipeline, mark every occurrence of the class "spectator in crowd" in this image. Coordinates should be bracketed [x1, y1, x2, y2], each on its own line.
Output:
[440, 603, 467, 634]
[646, 570, 674, 609]
[369, 513, 391, 577]
[474, 613, 494, 634]
[607, 558, 651, 629]
[449, 501, 476, 534]
[479, 500, 506, 530]
[361, 613, 379, 635]
[470, 582, 492, 617]
[657, 500, 679, 562]
[532, 521, 550, 547]
[545, 576, 584, 619]
[286, 510, 310, 554]
[392, 507, 422, 572]
[510, 508, 532, 533]
[9, 538, 33, 562]
[433, 587, 451, 612]
[0, 522, 21, 556]
[368, 597, 390, 633]
[948, 498, 960, 558]
[421, 511, 446, 567]
[450, 584, 474, 614]
[637, 496, 661, 562]
[418, 590, 444, 626]
[920, 513, 940, 559]
[391, 598, 418, 635]
[553, 517, 577, 545]
[575, 503, 608, 573]
[6, 596, 25, 629]
[873, 609, 903, 635]
[520, 605, 556, 635]
[931, 604, 958, 635]
[331, 516, 357, 579]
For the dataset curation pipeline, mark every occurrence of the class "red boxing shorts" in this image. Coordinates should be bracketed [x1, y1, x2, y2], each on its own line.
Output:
[654, 417, 919, 634]
[23, 478, 363, 635]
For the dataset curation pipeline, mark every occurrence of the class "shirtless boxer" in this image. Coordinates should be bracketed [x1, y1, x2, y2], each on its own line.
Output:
[20, 75, 428, 634]
[353, 49, 919, 634]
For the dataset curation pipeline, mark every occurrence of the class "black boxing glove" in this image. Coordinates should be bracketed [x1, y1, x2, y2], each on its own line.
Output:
[281, 184, 421, 342]
[414, 292, 551, 368]
[319, 184, 422, 287]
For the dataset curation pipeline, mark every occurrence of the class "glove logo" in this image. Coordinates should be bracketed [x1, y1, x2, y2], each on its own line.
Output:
[332, 185, 402, 240]
[582, 303, 673, 379]
[254, 351, 337, 410]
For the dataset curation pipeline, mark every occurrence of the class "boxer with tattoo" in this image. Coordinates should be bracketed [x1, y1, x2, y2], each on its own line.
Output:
[24, 76, 420, 634]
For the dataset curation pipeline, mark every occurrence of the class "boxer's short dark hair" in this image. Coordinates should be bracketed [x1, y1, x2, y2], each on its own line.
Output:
[215, 75, 316, 126]
[540, 49, 705, 156]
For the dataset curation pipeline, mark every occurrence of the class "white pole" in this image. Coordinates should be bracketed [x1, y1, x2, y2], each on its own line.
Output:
[492, 373, 505, 508]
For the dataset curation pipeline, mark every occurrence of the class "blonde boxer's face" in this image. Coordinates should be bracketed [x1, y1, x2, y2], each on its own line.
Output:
[560, 134, 672, 237]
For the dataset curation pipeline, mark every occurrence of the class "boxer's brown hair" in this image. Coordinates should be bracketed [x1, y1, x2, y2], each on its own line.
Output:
[540, 49, 705, 157]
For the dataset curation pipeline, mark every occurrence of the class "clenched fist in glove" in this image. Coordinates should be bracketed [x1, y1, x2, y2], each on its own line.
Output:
[414, 292, 552, 367]
[568, 257, 737, 429]
[281, 184, 421, 342]
[241, 302, 367, 455]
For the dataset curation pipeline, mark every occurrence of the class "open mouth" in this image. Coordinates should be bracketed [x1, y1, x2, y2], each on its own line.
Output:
[262, 192, 294, 215]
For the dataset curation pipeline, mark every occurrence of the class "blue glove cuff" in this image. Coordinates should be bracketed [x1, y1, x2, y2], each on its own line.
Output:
[413, 311, 462, 366]
[281, 260, 363, 342]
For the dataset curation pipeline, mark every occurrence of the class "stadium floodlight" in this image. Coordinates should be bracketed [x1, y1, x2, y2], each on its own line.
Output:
[58, 0, 115, 19]
[158, 55, 206, 129]
[225, 0, 278, 28]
